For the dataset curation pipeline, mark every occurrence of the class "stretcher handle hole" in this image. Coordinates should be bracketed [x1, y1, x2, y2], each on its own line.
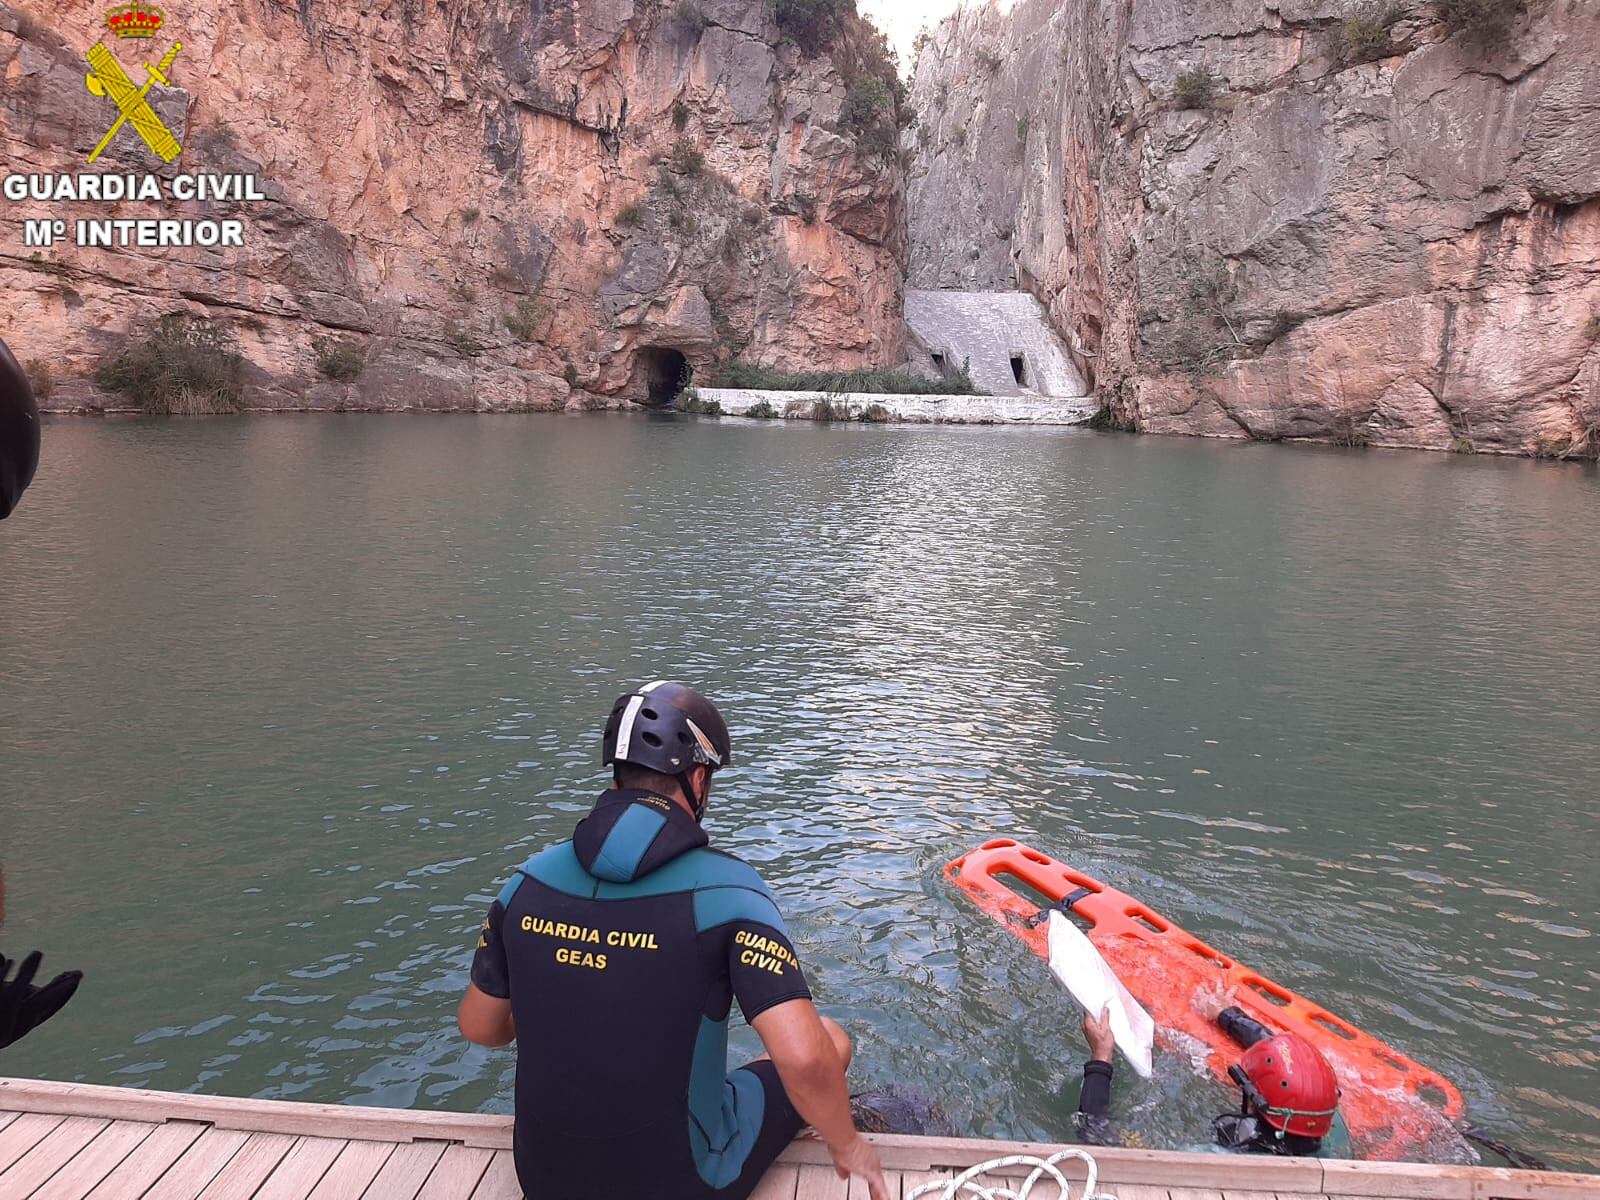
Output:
[1244, 977, 1293, 1006]
[1380, 1053, 1411, 1074]
[1020, 849, 1051, 865]
[981, 839, 1018, 850]
[1125, 906, 1168, 934]
[1311, 1013, 1359, 1040]
[1183, 939, 1233, 968]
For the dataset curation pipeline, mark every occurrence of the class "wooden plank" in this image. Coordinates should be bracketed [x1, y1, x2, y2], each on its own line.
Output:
[0, 1111, 17, 1134]
[794, 1160, 849, 1200]
[249, 1139, 344, 1200]
[32, 1119, 158, 1199]
[0, 1112, 65, 1175]
[0, 1116, 111, 1194]
[252, 1136, 347, 1200]
[1100, 1185, 1170, 1200]
[1470, 1172, 1600, 1199]
[779, 1134, 1328, 1191]
[1167, 1191, 1227, 1200]
[1222, 1191, 1284, 1200]
[361, 1138, 447, 1200]
[898, 1169, 955, 1199]
[305, 1138, 395, 1200]
[138, 1127, 252, 1200]
[0, 1078, 512, 1151]
[1321, 1157, 1484, 1198]
[413, 1145, 495, 1200]
[749, 1161, 801, 1200]
[467, 1150, 521, 1199]
[82, 1120, 206, 1199]
[193, 1130, 294, 1199]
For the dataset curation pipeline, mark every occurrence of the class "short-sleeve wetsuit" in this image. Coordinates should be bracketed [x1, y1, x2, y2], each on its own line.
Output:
[471, 788, 812, 1200]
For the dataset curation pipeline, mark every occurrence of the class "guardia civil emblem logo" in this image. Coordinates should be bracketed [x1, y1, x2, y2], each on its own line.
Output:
[83, 2, 184, 164]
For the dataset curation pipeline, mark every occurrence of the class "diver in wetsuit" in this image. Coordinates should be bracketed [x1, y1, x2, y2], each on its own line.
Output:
[1, 334, 41, 520]
[1075, 994, 1346, 1156]
[0, 342, 80, 1051]
[457, 682, 889, 1200]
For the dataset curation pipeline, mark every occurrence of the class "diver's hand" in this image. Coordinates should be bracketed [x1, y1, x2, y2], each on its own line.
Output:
[0, 951, 83, 1050]
[830, 1132, 890, 1200]
[1195, 981, 1236, 1023]
[1082, 1005, 1115, 1062]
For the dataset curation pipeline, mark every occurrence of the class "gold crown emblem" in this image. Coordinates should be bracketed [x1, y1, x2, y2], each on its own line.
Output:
[105, 1, 165, 38]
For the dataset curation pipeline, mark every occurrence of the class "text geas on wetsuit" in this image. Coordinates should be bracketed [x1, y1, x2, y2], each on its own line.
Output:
[519, 914, 662, 971]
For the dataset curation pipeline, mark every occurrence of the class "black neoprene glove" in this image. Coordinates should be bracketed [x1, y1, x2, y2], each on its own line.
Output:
[0, 951, 82, 1050]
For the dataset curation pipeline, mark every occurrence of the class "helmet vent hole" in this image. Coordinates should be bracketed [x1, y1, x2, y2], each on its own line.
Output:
[677, 732, 692, 743]
[642, 707, 659, 720]
[642, 732, 662, 747]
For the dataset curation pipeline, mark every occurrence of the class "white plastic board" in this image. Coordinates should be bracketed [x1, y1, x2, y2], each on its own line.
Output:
[1046, 910, 1155, 1078]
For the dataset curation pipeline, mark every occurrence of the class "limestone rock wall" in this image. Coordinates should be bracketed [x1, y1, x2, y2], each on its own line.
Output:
[1, 0, 906, 412]
[908, 0, 1600, 456]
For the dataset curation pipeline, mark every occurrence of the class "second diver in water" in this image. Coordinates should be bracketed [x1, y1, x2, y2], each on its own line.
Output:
[1075, 988, 1349, 1157]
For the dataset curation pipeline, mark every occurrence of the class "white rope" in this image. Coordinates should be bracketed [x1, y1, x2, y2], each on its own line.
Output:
[903, 1148, 1118, 1200]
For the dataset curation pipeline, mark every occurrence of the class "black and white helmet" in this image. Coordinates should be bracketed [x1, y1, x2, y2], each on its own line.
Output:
[602, 681, 732, 776]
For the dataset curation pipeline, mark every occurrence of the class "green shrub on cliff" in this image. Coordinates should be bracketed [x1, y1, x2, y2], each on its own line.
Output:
[313, 335, 365, 381]
[24, 359, 52, 403]
[857, 403, 893, 423]
[503, 299, 546, 343]
[668, 137, 706, 175]
[1435, 0, 1522, 42]
[774, 0, 850, 55]
[443, 320, 485, 357]
[1336, 6, 1400, 64]
[1173, 65, 1219, 108]
[616, 201, 647, 228]
[745, 400, 778, 418]
[842, 76, 893, 132]
[97, 313, 245, 414]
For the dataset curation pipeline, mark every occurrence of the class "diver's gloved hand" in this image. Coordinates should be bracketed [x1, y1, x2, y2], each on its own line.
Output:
[0, 951, 82, 1050]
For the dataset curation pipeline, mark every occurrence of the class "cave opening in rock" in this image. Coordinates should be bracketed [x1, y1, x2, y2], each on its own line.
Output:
[638, 347, 690, 406]
[1010, 353, 1029, 388]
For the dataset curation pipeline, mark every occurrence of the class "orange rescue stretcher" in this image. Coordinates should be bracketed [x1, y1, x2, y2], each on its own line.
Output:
[947, 838, 1468, 1162]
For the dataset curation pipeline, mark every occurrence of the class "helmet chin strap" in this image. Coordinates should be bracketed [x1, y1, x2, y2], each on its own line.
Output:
[677, 770, 707, 822]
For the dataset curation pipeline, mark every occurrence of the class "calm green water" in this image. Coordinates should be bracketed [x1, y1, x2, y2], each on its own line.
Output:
[2, 416, 1597, 1170]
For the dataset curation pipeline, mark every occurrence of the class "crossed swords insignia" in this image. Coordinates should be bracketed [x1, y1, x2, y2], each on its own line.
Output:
[84, 40, 184, 163]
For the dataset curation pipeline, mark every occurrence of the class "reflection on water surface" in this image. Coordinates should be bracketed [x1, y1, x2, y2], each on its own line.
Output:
[1, 416, 1596, 1168]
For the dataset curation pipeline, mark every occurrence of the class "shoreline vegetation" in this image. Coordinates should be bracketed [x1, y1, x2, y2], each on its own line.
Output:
[31, 318, 1597, 461]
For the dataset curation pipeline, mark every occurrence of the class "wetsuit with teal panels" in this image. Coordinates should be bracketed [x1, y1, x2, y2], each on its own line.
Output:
[471, 789, 810, 1200]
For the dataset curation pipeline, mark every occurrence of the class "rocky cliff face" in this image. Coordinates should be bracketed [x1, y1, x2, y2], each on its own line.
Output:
[1, 0, 906, 412]
[908, 0, 1600, 456]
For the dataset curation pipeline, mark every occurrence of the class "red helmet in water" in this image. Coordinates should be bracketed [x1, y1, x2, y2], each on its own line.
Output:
[1235, 1033, 1340, 1139]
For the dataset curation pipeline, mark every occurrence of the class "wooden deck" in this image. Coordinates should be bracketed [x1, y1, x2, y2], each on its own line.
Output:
[1, 1078, 1595, 1200]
